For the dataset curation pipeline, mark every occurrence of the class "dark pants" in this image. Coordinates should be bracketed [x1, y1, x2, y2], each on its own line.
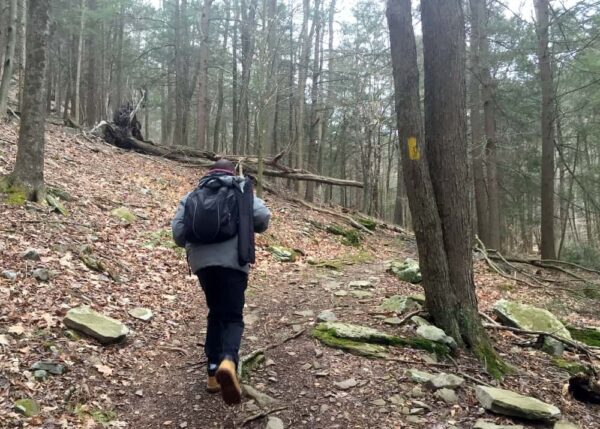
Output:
[196, 267, 248, 374]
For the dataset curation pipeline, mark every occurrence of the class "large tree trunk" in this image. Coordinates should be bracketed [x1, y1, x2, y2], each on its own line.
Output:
[238, 0, 257, 154]
[0, 0, 17, 117]
[18, 0, 26, 110]
[9, 0, 50, 202]
[468, 0, 489, 245]
[535, 0, 556, 259]
[74, 0, 84, 125]
[213, 0, 230, 153]
[388, 0, 506, 378]
[84, 0, 98, 126]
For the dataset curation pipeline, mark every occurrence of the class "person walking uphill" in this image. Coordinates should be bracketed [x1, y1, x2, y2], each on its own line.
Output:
[171, 159, 270, 406]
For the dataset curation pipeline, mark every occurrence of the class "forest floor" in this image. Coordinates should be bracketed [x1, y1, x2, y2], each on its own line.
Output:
[1, 120, 599, 429]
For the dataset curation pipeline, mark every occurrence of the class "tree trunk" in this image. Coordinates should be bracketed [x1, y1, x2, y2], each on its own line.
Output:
[231, 0, 239, 154]
[213, 0, 230, 153]
[18, 0, 26, 110]
[305, 0, 322, 202]
[84, 0, 97, 126]
[387, 0, 506, 377]
[0, 0, 17, 116]
[9, 0, 50, 201]
[238, 0, 257, 154]
[535, 0, 556, 259]
[113, 0, 125, 113]
[74, 0, 84, 124]
[468, 0, 489, 244]
[196, 0, 212, 150]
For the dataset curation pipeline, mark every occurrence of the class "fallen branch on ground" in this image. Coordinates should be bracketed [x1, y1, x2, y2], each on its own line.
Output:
[290, 197, 373, 235]
[240, 406, 288, 427]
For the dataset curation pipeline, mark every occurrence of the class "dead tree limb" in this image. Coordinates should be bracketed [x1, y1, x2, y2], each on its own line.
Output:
[289, 197, 373, 234]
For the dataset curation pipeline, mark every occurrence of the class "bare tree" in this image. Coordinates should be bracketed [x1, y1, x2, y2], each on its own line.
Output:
[0, 0, 17, 117]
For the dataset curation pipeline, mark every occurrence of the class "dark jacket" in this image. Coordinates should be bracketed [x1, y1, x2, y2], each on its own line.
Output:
[171, 175, 270, 274]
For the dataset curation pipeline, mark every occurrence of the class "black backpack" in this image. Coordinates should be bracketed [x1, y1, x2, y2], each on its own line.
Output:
[183, 176, 239, 244]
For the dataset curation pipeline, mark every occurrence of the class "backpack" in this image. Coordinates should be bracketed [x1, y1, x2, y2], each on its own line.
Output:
[183, 176, 239, 244]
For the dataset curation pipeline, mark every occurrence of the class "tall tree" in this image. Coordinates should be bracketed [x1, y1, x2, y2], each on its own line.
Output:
[387, 0, 507, 377]
[7, 0, 50, 202]
[74, 0, 84, 124]
[0, 0, 17, 117]
[535, 0, 556, 259]
[196, 0, 213, 149]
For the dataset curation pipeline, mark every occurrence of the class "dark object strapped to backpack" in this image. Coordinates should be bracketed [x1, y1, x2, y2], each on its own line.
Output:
[183, 173, 255, 265]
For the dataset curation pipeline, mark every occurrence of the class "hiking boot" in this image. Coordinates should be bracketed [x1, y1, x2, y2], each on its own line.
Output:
[206, 375, 220, 393]
[215, 359, 241, 405]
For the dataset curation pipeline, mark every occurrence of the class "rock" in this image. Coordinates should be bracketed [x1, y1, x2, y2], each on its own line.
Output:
[31, 361, 65, 375]
[1, 270, 17, 281]
[317, 310, 337, 322]
[63, 306, 129, 344]
[473, 420, 524, 429]
[111, 207, 137, 223]
[33, 370, 48, 380]
[426, 373, 464, 390]
[405, 416, 426, 424]
[554, 421, 581, 429]
[567, 325, 600, 347]
[245, 313, 259, 325]
[543, 337, 565, 356]
[493, 299, 571, 340]
[417, 325, 457, 348]
[348, 280, 372, 289]
[269, 246, 296, 262]
[334, 290, 348, 297]
[434, 388, 458, 404]
[411, 316, 431, 327]
[242, 384, 279, 407]
[475, 385, 561, 421]
[22, 249, 41, 261]
[371, 399, 386, 406]
[265, 416, 284, 429]
[407, 369, 434, 383]
[334, 378, 357, 390]
[380, 295, 422, 314]
[350, 290, 373, 299]
[46, 193, 68, 215]
[294, 310, 314, 318]
[409, 385, 426, 398]
[389, 394, 404, 405]
[552, 357, 590, 376]
[128, 307, 153, 321]
[387, 258, 422, 283]
[14, 398, 41, 417]
[323, 281, 341, 290]
[384, 317, 403, 325]
[32, 268, 50, 282]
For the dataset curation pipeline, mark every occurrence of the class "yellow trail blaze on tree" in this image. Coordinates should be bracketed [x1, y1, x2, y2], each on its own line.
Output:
[408, 136, 420, 160]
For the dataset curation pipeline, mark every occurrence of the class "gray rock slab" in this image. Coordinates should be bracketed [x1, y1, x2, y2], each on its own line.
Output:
[128, 307, 153, 321]
[63, 306, 129, 344]
[476, 386, 561, 421]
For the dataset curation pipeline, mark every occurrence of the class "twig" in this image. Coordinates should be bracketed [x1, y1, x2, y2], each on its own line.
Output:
[238, 329, 306, 377]
[395, 309, 426, 327]
[158, 345, 188, 356]
[240, 406, 288, 427]
[458, 370, 494, 387]
[289, 197, 373, 235]
[384, 357, 451, 368]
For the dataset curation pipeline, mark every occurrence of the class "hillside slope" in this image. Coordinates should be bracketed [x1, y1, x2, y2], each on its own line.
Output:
[0, 121, 598, 428]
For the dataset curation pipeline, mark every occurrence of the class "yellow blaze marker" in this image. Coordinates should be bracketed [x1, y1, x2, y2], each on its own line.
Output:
[408, 136, 420, 160]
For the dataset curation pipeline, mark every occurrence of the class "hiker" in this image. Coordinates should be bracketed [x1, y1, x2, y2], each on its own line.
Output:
[171, 159, 270, 405]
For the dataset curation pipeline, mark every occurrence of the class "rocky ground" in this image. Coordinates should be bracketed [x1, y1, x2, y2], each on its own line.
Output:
[1, 120, 599, 428]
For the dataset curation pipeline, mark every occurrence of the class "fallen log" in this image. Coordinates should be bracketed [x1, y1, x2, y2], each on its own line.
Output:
[92, 121, 364, 188]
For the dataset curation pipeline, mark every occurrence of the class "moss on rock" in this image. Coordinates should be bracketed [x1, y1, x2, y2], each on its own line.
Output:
[326, 224, 362, 246]
[552, 357, 591, 376]
[566, 326, 600, 347]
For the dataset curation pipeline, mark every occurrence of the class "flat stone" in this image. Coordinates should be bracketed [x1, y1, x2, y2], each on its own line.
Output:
[21, 249, 41, 261]
[266, 416, 284, 429]
[242, 384, 279, 407]
[475, 386, 561, 421]
[405, 416, 427, 424]
[294, 310, 314, 318]
[416, 325, 457, 349]
[350, 290, 373, 299]
[434, 388, 458, 404]
[323, 281, 342, 290]
[128, 307, 153, 321]
[2, 270, 17, 280]
[334, 290, 348, 297]
[31, 361, 65, 375]
[380, 295, 422, 314]
[111, 207, 137, 223]
[348, 280, 372, 289]
[269, 246, 296, 262]
[411, 316, 431, 327]
[407, 369, 434, 383]
[384, 317, 403, 325]
[14, 398, 41, 417]
[493, 299, 571, 340]
[410, 385, 425, 397]
[387, 258, 422, 283]
[426, 373, 464, 390]
[32, 268, 50, 282]
[63, 306, 129, 344]
[334, 378, 357, 390]
[389, 394, 404, 405]
[33, 370, 48, 380]
[317, 310, 337, 322]
[473, 421, 524, 429]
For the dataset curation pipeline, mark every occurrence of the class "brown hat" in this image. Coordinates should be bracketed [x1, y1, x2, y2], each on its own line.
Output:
[209, 159, 236, 174]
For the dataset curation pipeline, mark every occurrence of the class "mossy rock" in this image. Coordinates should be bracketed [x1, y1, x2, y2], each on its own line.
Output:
[269, 246, 297, 262]
[552, 357, 591, 376]
[111, 207, 137, 223]
[357, 217, 377, 231]
[143, 229, 179, 250]
[311, 326, 389, 358]
[325, 224, 362, 246]
[14, 398, 41, 417]
[312, 322, 449, 356]
[47, 187, 74, 202]
[0, 176, 27, 205]
[387, 259, 422, 284]
[493, 300, 571, 340]
[380, 295, 422, 314]
[566, 326, 600, 347]
[46, 194, 68, 215]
